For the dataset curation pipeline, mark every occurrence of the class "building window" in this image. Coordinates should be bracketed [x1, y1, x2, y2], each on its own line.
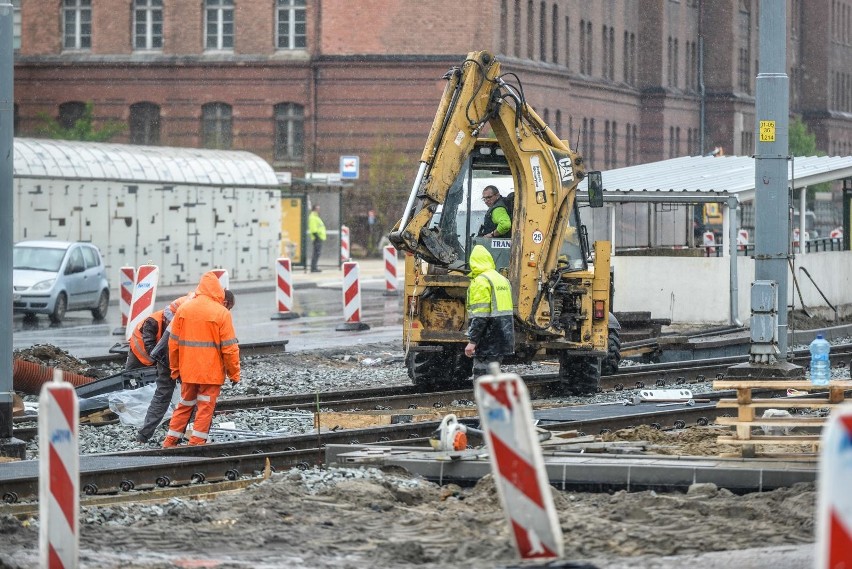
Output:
[551, 4, 558, 64]
[737, 0, 751, 93]
[201, 103, 232, 149]
[588, 118, 596, 167]
[527, 0, 534, 59]
[59, 101, 86, 129]
[14, 103, 20, 135]
[274, 103, 304, 161]
[63, 0, 92, 50]
[539, 1, 546, 61]
[585, 21, 593, 75]
[276, 0, 306, 50]
[130, 103, 160, 145]
[500, 0, 508, 54]
[579, 20, 586, 74]
[513, 0, 521, 57]
[625, 123, 632, 166]
[604, 120, 611, 169]
[12, 0, 21, 50]
[611, 121, 617, 167]
[564, 16, 570, 70]
[554, 109, 561, 137]
[134, 0, 163, 50]
[205, 0, 234, 51]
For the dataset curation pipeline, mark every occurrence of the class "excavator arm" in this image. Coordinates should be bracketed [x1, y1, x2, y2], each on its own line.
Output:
[388, 51, 502, 265]
[389, 50, 593, 330]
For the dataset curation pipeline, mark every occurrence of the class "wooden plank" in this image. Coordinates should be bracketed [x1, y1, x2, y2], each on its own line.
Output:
[713, 380, 852, 390]
[315, 407, 479, 430]
[717, 398, 836, 409]
[717, 435, 822, 445]
[716, 416, 826, 427]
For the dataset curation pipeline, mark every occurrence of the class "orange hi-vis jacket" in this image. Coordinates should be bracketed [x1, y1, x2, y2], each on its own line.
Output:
[168, 272, 240, 385]
[129, 309, 165, 367]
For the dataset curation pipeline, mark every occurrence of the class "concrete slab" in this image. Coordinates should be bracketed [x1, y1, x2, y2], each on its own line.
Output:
[327, 444, 817, 492]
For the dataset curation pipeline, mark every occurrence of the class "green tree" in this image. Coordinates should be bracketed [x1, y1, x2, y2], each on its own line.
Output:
[36, 101, 126, 142]
[788, 114, 829, 200]
[364, 139, 412, 255]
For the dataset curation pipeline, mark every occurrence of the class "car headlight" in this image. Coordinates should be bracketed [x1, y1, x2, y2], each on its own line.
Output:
[30, 279, 56, 291]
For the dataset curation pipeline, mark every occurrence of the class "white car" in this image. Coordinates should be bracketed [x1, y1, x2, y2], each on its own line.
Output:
[13, 240, 110, 323]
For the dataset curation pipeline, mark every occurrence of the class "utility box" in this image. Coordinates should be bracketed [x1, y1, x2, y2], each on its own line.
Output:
[750, 280, 778, 344]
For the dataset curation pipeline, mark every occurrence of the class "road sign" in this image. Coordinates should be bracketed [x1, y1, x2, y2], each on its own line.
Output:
[340, 156, 359, 180]
[475, 366, 564, 560]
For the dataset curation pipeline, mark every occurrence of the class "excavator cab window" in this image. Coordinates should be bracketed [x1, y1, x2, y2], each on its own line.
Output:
[428, 153, 514, 272]
[587, 171, 604, 208]
[558, 202, 589, 272]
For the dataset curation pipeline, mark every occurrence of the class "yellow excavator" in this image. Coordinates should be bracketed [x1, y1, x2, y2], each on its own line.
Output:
[389, 50, 618, 394]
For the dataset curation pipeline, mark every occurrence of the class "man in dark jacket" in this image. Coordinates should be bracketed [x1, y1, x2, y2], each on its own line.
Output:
[464, 245, 515, 377]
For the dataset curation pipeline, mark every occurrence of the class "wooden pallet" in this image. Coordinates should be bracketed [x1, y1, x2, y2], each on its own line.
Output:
[712, 379, 852, 459]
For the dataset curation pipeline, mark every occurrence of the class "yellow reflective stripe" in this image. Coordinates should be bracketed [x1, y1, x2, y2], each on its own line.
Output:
[468, 302, 490, 310]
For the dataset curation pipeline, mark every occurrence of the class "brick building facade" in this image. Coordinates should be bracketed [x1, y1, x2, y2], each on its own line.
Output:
[11, 0, 852, 189]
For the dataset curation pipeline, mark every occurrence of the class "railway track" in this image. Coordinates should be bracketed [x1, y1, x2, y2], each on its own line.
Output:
[5, 341, 850, 506]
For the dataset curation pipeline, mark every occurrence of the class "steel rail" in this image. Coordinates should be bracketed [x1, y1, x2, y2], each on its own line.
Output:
[0, 403, 721, 505]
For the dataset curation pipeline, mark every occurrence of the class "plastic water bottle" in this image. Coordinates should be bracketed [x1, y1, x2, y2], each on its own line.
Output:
[809, 334, 831, 386]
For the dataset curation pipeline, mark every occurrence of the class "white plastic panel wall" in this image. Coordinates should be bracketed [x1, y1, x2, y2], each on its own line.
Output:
[14, 178, 281, 287]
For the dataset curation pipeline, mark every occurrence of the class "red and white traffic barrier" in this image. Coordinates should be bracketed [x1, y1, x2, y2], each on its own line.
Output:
[383, 245, 399, 295]
[211, 268, 229, 290]
[816, 404, 852, 567]
[335, 261, 370, 331]
[475, 367, 564, 560]
[702, 231, 716, 256]
[737, 229, 749, 251]
[830, 227, 843, 240]
[39, 369, 79, 569]
[113, 266, 136, 335]
[271, 257, 300, 320]
[125, 264, 159, 341]
[340, 225, 351, 263]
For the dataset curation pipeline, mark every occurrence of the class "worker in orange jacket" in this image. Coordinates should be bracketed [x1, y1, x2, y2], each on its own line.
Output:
[163, 272, 240, 447]
[125, 311, 166, 370]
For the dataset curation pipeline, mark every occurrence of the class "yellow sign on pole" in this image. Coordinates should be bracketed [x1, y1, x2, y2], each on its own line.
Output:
[759, 120, 776, 142]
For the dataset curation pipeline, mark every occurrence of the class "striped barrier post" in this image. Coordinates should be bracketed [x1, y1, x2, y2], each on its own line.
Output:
[335, 261, 370, 331]
[475, 365, 564, 560]
[211, 268, 230, 291]
[125, 264, 159, 341]
[816, 404, 852, 567]
[271, 257, 300, 320]
[383, 245, 399, 296]
[702, 231, 716, 257]
[340, 225, 350, 263]
[39, 369, 79, 569]
[112, 266, 136, 335]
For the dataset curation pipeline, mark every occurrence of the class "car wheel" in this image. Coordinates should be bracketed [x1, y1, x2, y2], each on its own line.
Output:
[92, 290, 109, 320]
[49, 292, 67, 324]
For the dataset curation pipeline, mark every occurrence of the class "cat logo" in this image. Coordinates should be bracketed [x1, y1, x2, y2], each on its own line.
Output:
[558, 158, 574, 182]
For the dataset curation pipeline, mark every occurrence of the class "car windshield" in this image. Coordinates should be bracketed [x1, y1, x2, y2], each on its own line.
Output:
[13, 246, 67, 272]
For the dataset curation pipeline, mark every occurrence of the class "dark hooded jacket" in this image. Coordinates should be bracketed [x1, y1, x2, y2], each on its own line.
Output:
[466, 245, 515, 357]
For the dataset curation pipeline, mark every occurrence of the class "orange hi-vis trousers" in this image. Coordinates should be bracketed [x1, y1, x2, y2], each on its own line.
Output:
[163, 383, 221, 447]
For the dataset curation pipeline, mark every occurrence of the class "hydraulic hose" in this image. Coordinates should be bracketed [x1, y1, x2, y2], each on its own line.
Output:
[12, 358, 95, 395]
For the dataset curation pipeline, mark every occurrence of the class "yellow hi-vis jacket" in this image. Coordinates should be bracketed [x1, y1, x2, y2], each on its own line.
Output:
[466, 245, 515, 357]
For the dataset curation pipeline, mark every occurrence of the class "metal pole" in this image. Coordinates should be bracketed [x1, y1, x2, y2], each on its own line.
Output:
[753, 0, 791, 358]
[0, 0, 21, 453]
[728, 196, 742, 326]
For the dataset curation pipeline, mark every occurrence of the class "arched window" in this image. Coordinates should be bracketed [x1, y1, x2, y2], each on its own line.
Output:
[58, 101, 86, 129]
[130, 102, 161, 145]
[201, 102, 232, 149]
[274, 103, 305, 161]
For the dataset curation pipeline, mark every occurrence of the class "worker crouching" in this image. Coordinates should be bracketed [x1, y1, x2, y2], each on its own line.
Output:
[464, 245, 515, 377]
[162, 271, 240, 447]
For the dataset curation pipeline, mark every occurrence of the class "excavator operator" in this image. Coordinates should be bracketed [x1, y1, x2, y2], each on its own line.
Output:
[476, 185, 512, 238]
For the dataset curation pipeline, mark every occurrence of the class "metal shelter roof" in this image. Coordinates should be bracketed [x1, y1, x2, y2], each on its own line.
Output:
[13, 138, 280, 188]
[577, 155, 852, 202]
